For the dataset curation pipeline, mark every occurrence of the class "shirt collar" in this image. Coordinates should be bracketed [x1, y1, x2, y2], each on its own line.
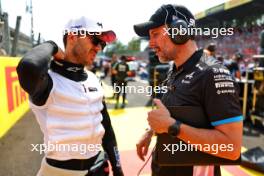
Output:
[173, 49, 203, 72]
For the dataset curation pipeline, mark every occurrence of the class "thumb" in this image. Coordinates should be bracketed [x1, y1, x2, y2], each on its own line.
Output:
[153, 99, 166, 109]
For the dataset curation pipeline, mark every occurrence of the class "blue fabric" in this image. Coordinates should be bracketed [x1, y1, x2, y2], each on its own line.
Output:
[211, 115, 243, 126]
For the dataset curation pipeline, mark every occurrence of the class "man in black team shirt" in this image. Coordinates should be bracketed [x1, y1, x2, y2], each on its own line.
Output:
[17, 17, 123, 176]
[134, 4, 243, 176]
[113, 55, 130, 109]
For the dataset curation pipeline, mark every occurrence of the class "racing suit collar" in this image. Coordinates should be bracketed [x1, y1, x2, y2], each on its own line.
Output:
[50, 59, 88, 82]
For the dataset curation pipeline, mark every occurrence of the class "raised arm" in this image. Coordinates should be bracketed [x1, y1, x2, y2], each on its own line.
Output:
[16, 41, 58, 106]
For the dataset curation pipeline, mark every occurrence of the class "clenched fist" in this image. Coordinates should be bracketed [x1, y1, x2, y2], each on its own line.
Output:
[147, 99, 175, 134]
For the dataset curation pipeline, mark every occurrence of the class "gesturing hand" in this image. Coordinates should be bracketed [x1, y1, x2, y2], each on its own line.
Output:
[147, 99, 175, 134]
[136, 129, 153, 161]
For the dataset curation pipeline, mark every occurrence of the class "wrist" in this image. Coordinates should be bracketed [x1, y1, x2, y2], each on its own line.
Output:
[146, 128, 154, 137]
[168, 120, 182, 137]
[167, 117, 176, 132]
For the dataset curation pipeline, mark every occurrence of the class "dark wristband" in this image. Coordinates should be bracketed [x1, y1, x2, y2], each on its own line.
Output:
[168, 120, 182, 137]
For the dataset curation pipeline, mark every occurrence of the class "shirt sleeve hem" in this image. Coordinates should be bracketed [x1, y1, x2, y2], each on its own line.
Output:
[211, 115, 243, 126]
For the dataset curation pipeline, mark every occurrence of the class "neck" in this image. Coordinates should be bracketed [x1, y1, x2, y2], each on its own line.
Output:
[50, 59, 86, 81]
[209, 53, 215, 57]
[173, 41, 198, 69]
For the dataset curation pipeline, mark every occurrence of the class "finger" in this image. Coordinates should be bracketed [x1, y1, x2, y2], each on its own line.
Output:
[153, 99, 166, 109]
[147, 111, 151, 118]
[143, 145, 149, 156]
[136, 143, 145, 161]
[147, 110, 158, 120]
[147, 111, 152, 121]
[148, 121, 152, 128]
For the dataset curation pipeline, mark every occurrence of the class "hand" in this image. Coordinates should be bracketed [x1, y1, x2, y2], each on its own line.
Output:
[136, 129, 153, 161]
[147, 99, 175, 134]
[112, 70, 117, 75]
[53, 47, 65, 60]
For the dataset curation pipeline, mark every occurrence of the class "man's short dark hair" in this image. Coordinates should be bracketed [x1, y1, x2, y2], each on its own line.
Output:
[120, 55, 126, 61]
[207, 43, 216, 53]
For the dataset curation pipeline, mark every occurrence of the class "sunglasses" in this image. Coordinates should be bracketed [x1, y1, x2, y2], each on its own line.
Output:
[91, 36, 106, 49]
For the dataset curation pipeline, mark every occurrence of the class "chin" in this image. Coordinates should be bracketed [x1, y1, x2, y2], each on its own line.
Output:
[85, 61, 93, 67]
[85, 57, 94, 66]
[158, 56, 170, 63]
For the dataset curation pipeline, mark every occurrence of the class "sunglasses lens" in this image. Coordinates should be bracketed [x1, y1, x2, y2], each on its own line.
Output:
[92, 36, 106, 49]
[100, 41, 106, 49]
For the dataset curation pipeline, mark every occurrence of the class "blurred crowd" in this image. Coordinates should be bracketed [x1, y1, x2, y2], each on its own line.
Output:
[197, 25, 264, 60]
[198, 25, 264, 80]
